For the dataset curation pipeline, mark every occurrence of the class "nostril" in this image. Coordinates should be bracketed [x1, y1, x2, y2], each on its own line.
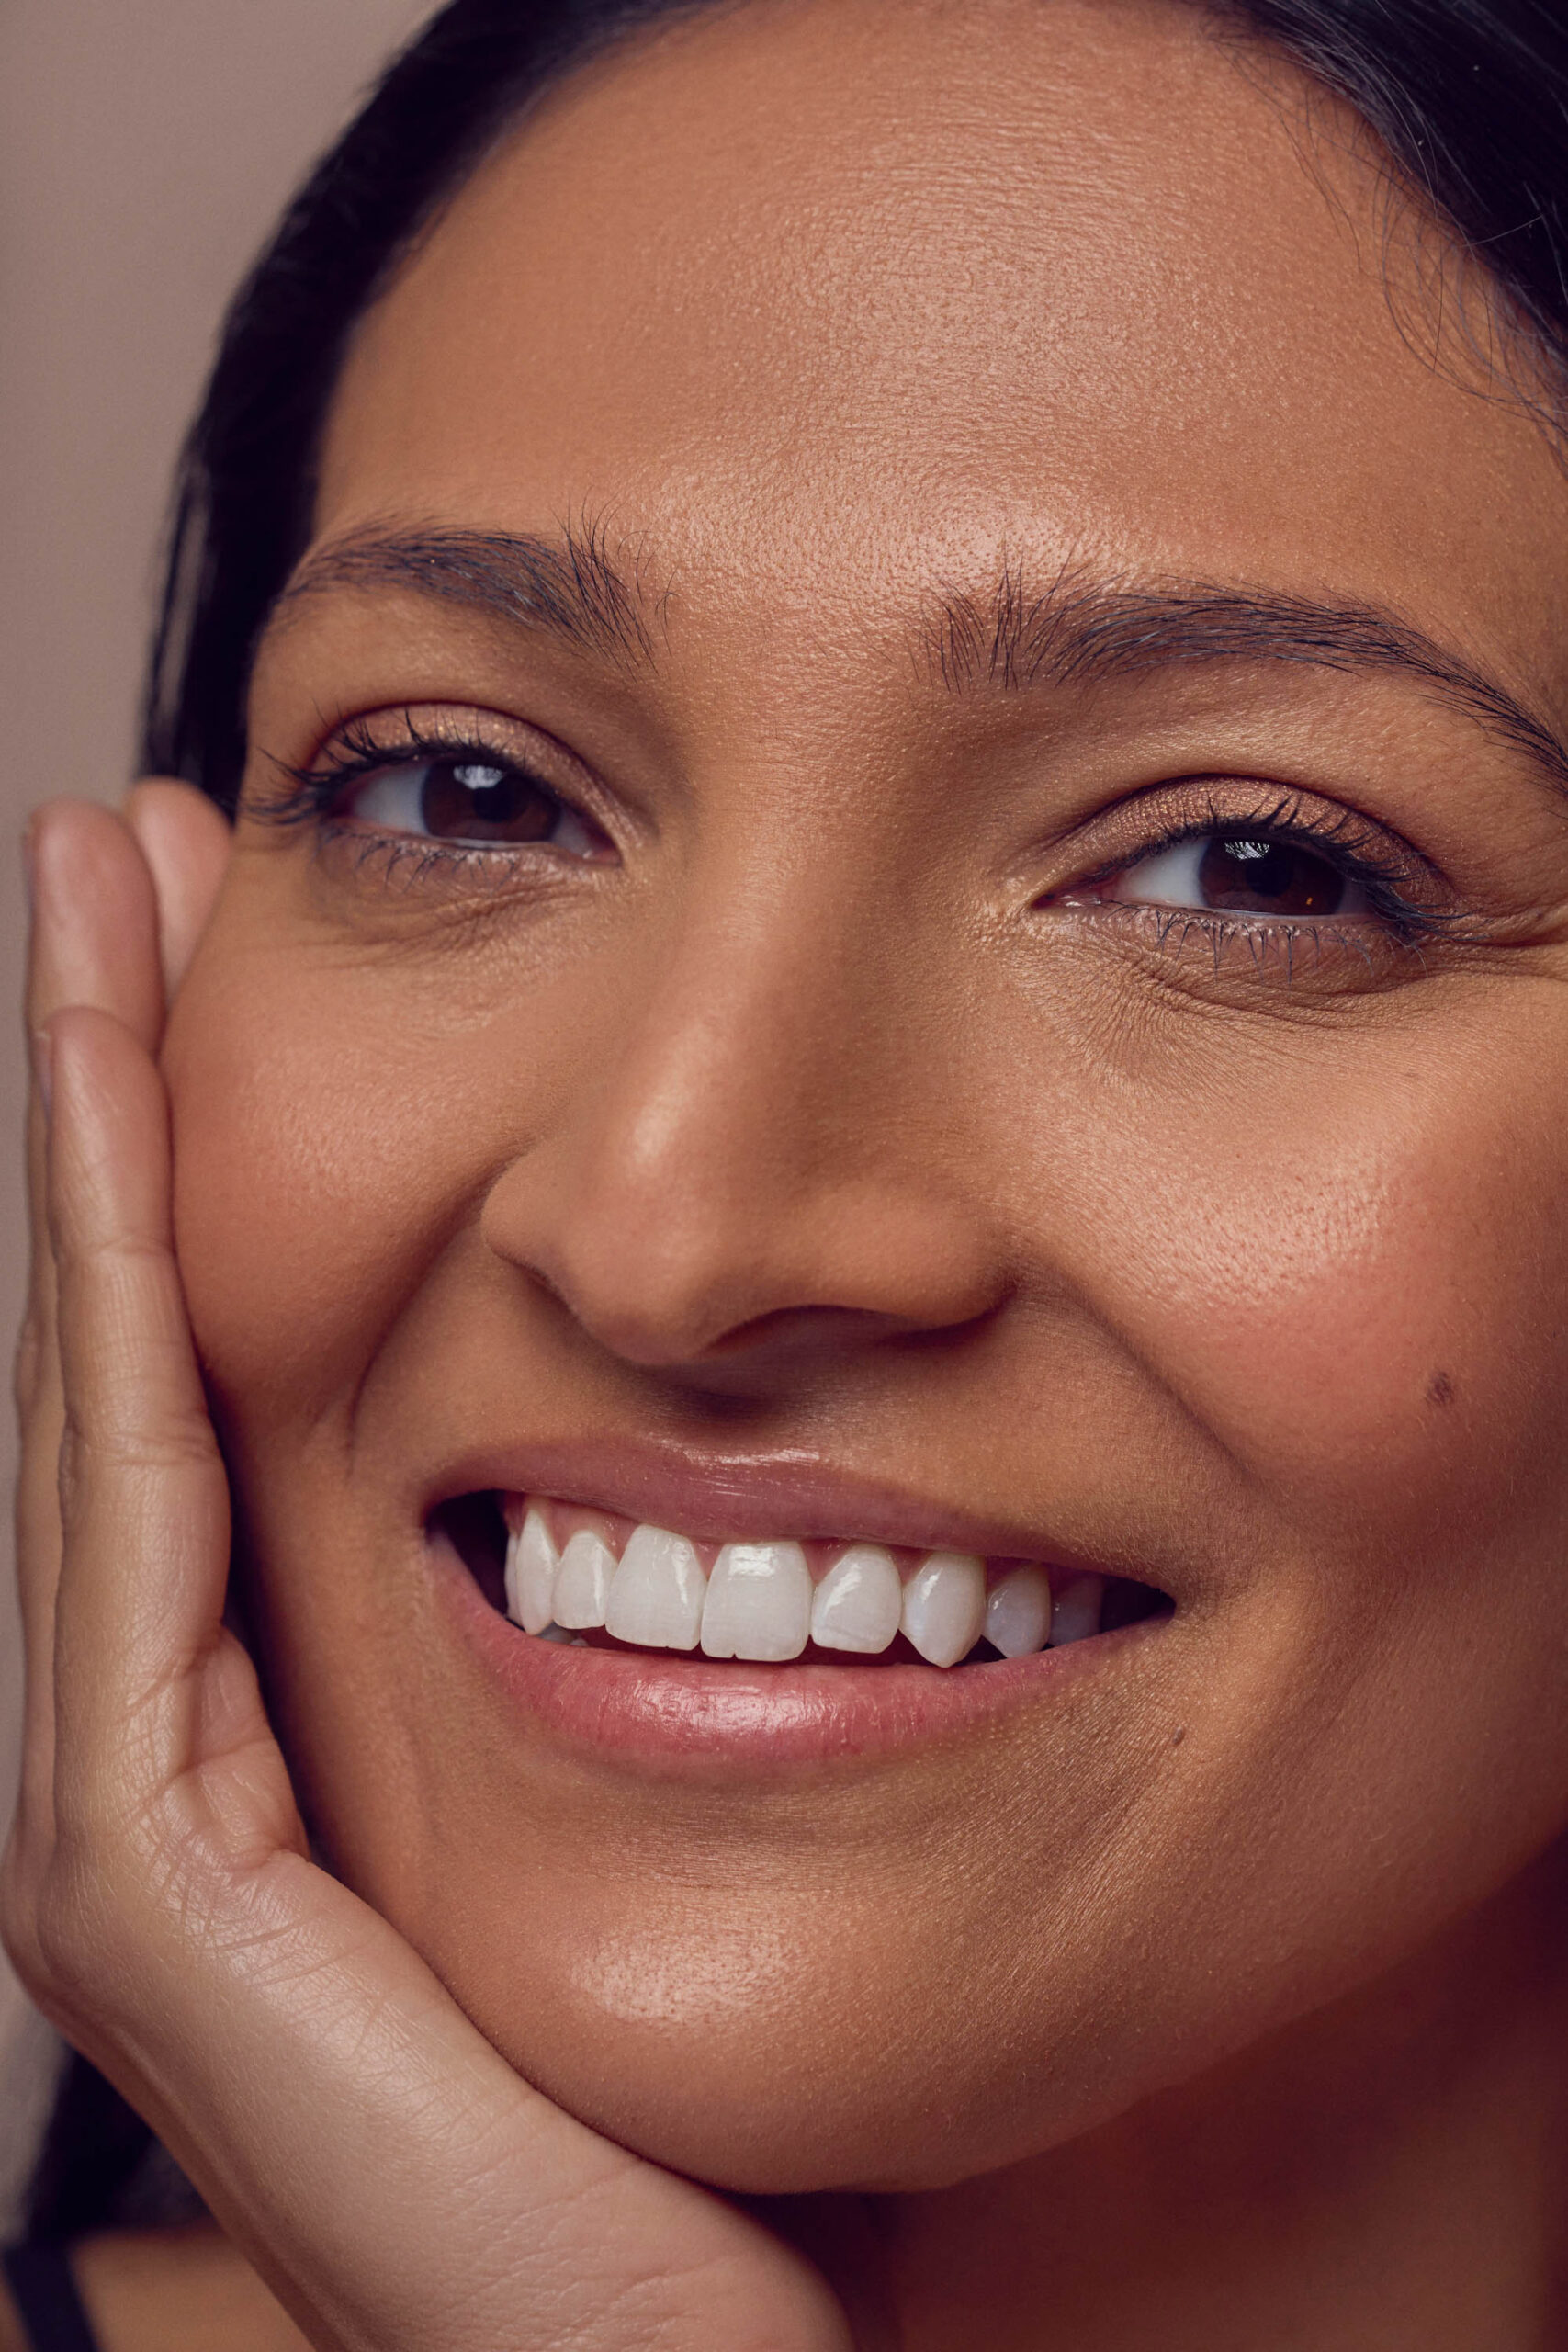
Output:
[583, 1301, 1004, 1395]
[484, 1208, 761, 1370]
[702, 1303, 982, 1357]
[481, 1125, 1008, 1378]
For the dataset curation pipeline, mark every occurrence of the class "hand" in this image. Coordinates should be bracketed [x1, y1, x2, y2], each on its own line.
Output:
[3, 790, 852, 2352]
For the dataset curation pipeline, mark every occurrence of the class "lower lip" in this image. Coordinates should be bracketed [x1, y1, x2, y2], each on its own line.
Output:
[430, 1533, 1155, 1775]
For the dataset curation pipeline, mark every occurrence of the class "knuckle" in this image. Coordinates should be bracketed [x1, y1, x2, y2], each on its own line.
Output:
[13, 1311, 46, 1418]
[61, 1228, 164, 1276]
[58, 1399, 217, 1497]
[0, 1844, 45, 1990]
[0, 1845, 94, 2025]
[7, 1827, 149, 2036]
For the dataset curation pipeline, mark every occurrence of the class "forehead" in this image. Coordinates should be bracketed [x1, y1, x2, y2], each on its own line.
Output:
[316, 0, 1566, 695]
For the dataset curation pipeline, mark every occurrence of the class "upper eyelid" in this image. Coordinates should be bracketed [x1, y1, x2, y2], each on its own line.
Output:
[255, 708, 597, 821]
[306, 711, 556, 775]
[1069, 814, 1397, 893]
[1074, 785, 1434, 880]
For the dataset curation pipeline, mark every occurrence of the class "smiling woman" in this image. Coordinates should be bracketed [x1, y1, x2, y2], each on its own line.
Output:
[6, 1, 1568, 2347]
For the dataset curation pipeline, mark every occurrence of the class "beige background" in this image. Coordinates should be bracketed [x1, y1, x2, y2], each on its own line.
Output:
[0, 0, 433, 2218]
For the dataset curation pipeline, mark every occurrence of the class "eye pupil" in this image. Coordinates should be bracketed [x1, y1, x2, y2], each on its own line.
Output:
[420, 757, 555, 842]
[1198, 834, 1346, 916]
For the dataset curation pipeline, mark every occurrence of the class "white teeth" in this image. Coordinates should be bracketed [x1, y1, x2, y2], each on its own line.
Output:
[809, 1544, 904, 1653]
[504, 1498, 1123, 1667]
[605, 1524, 707, 1650]
[552, 1527, 616, 1629]
[505, 1505, 559, 1636]
[900, 1551, 987, 1668]
[985, 1565, 1052, 1658]
[701, 1540, 813, 1661]
[1051, 1571, 1106, 1646]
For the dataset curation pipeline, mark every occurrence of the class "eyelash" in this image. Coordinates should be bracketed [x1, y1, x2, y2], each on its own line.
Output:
[1056, 787, 1451, 953]
[262, 728, 1453, 978]
[261, 717, 596, 874]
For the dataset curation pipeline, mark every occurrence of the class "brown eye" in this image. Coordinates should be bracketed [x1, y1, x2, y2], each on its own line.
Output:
[344, 754, 608, 856]
[1195, 836, 1354, 915]
[1101, 833, 1370, 919]
[420, 759, 562, 842]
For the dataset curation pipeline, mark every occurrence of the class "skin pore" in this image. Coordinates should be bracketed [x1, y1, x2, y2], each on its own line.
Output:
[16, 0, 1568, 2344]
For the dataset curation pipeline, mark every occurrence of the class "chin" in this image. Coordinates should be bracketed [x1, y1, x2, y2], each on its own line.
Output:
[460, 1983, 1051, 2195]
[339, 1850, 1203, 2195]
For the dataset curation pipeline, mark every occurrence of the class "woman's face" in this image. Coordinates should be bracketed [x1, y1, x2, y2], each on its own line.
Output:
[165, 0, 1568, 2191]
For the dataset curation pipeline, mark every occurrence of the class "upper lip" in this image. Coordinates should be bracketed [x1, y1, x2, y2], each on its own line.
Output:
[427, 1430, 1149, 1578]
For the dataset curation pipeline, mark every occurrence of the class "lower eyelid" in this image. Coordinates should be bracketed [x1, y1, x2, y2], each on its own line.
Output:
[1057, 897, 1420, 994]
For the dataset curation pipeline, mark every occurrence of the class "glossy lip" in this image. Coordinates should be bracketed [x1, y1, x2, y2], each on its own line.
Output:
[430, 1527, 1165, 1776]
[423, 1430, 1154, 1577]
[423, 1431, 1178, 1777]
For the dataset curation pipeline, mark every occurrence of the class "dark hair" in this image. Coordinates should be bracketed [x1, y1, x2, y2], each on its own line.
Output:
[25, 0, 1568, 2250]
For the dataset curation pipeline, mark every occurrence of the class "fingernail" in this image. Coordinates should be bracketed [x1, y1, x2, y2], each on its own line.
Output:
[31, 1027, 53, 1120]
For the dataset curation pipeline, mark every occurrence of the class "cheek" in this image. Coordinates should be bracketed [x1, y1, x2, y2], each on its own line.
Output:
[1072, 1012, 1568, 1554]
[164, 953, 494, 1430]
[158, 913, 1568, 2191]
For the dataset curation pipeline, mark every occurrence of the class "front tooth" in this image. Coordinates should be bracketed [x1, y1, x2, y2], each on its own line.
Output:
[505, 1505, 559, 1636]
[901, 1551, 986, 1667]
[810, 1544, 902, 1653]
[1050, 1571, 1106, 1646]
[552, 1527, 616, 1629]
[605, 1524, 707, 1650]
[701, 1541, 812, 1660]
[985, 1566, 1052, 1657]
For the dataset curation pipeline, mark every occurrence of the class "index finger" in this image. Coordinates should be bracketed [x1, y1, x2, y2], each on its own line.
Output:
[26, 798, 164, 1048]
[23, 800, 163, 1317]
[44, 1004, 230, 1821]
[15, 805, 165, 1835]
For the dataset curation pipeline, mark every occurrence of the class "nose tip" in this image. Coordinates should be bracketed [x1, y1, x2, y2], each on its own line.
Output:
[479, 888, 1009, 1387]
[485, 1161, 1004, 1382]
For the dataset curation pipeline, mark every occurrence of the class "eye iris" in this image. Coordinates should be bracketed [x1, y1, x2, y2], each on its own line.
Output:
[1197, 835, 1346, 917]
[419, 758, 555, 842]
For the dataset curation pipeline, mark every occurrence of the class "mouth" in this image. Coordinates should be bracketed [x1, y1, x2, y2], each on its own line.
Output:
[438, 1490, 1171, 1670]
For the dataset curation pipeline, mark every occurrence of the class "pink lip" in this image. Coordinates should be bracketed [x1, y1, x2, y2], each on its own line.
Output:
[425, 1430, 1121, 1572]
[428, 1528, 1166, 1778]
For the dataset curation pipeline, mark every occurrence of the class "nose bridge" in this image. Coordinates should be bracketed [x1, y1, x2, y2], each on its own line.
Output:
[611, 865, 877, 1199]
[482, 842, 999, 1365]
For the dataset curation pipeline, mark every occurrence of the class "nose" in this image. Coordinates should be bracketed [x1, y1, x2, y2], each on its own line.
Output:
[479, 875, 1007, 1385]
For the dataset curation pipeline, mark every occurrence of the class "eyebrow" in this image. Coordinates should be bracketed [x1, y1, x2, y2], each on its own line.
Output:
[277, 525, 1568, 797]
[930, 564, 1568, 794]
[278, 517, 659, 668]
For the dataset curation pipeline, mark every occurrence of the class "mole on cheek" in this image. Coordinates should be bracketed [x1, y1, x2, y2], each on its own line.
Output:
[1427, 1371, 1457, 1408]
